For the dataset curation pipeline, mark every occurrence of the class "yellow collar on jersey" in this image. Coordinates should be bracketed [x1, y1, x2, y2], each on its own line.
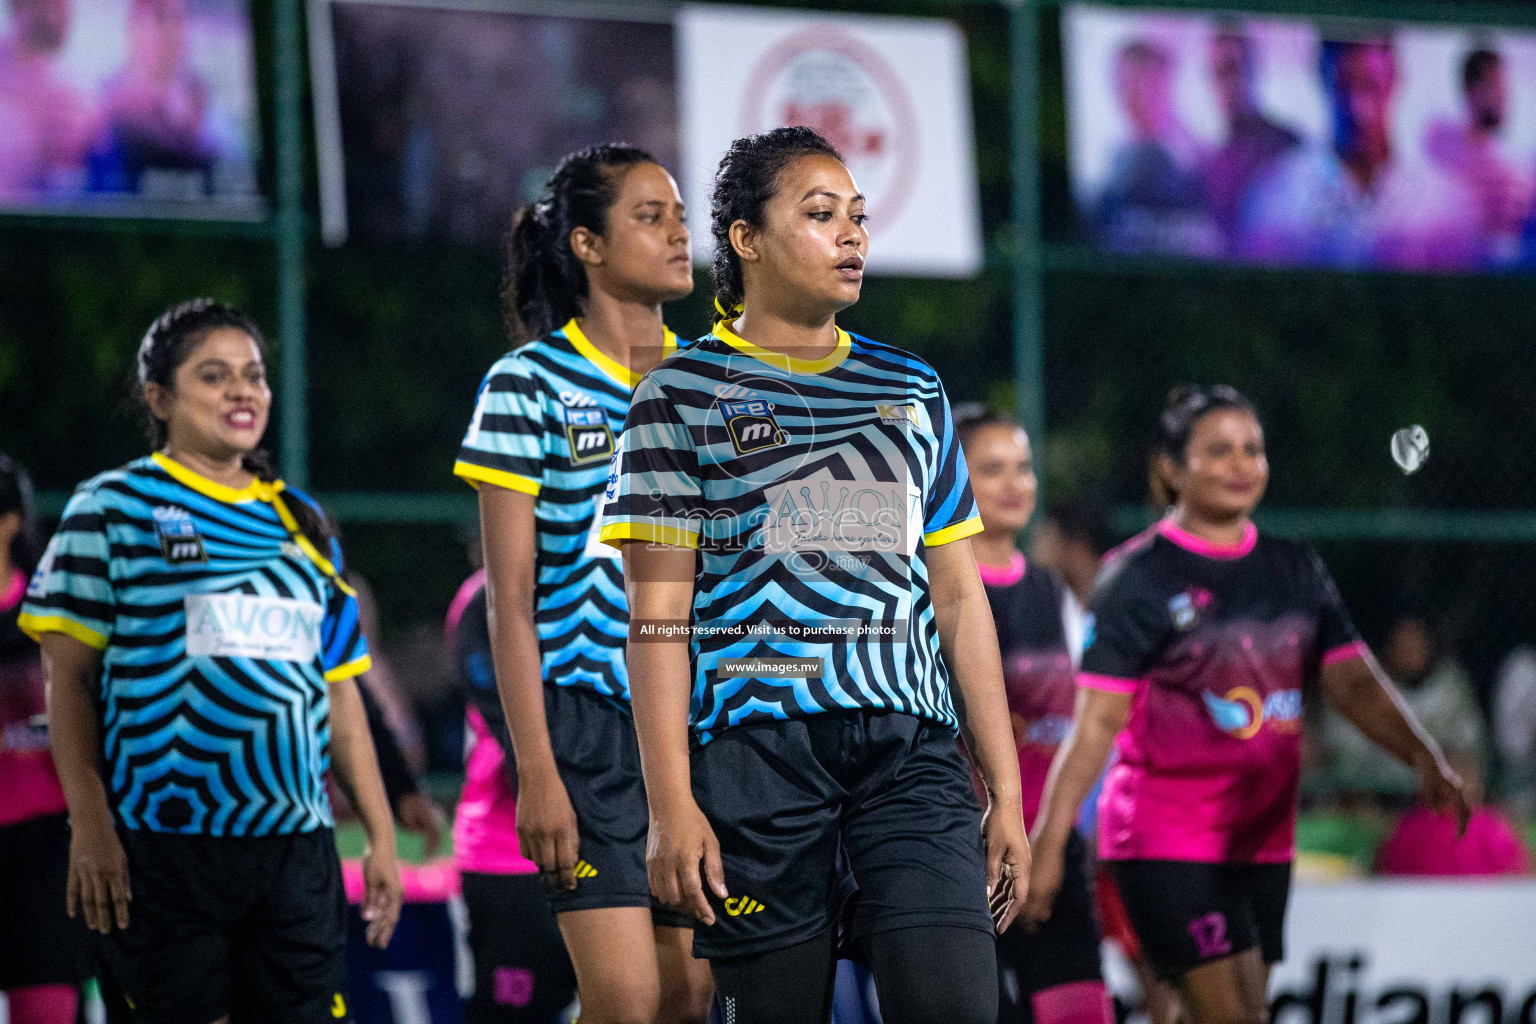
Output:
[152, 451, 279, 504]
[713, 318, 851, 376]
[150, 452, 355, 596]
[562, 317, 678, 391]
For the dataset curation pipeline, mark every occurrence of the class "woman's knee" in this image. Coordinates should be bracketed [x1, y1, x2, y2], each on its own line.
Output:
[866, 926, 998, 1024]
[657, 978, 715, 1024]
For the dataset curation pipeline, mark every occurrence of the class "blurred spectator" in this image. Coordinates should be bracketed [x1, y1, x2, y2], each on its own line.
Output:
[0, 0, 95, 195]
[1493, 645, 1536, 815]
[1030, 497, 1113, 664]
[1241, 35, 1478, 270]
[1375, 804, 1532, 876]
[87, 0, 223, 196]
[1424, 48, 1534, 267]
[1324, 613, 1486, 798]
[1202, 27, 1299, 252]
[1092, 39, 1217, 256]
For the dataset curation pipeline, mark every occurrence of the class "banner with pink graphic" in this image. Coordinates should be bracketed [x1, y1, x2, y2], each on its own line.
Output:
[1064, 4, 1536, 272]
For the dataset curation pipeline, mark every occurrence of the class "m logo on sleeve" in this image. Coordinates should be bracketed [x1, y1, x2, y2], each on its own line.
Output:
[564, 408, 615, 465]
[720, 399, 786, 455]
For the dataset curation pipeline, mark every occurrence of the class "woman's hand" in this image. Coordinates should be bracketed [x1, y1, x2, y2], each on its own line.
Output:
[67, 816, 131, 934]
[1019, 833, 1065, 930]
[983, 794, 1031, 934]
[647, 798, 727, 926]
[396, 791, 448, 859]
[517, 764, 582, 891]
[1417, 753, 1474, 835]
[361, 845, 403, 948]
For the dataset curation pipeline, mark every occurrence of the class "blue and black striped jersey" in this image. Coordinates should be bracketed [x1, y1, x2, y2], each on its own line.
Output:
[19, 454, 370, 836]
[599, 320, 982, 742]
[453, 318, 678, 703]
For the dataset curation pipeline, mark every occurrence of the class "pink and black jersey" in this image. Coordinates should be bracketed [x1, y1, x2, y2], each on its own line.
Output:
[448, 571, 537, 877]
[980, 554, 1076, 831]
[1, 567, 67, 826]
[1080, 519, 1365, 864]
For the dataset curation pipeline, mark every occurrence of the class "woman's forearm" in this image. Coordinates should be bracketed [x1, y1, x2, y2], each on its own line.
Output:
[627, 635, 698, 813]
[40, 635, 113, 829]
[1032, 691, 1128, 850]
[930, 542, 1021, 803]
[1322, 655, 1447, 771]
[621, 544, 700, 814]
[479, 487, 560, 784]
[329, 679, 397, 853]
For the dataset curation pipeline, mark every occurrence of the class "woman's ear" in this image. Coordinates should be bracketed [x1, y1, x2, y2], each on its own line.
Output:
[729, 219, 759, 264]
[570, 225, 604, 268]
[143, 381, 173, 425]
[1155, 453, 1183, 499]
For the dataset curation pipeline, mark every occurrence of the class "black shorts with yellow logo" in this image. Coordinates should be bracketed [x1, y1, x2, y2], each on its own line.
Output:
[689, 709, 994, 960]
[102, 827, 349, 1024]
[546, 685, 693, 928]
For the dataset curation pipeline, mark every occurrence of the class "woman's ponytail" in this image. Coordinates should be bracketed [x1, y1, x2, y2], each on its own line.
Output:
[501, 143, 654, 345]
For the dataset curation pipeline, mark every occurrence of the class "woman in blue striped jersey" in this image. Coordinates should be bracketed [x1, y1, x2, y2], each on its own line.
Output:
[21, 300, 402, 1024]
[453, 144, 714, 1024]
[601, 126, 1029, 1024]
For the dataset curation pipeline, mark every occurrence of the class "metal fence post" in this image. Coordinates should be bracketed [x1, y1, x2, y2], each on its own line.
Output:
[1009, 0, 1046, 464]
[275, 0, 309, 488]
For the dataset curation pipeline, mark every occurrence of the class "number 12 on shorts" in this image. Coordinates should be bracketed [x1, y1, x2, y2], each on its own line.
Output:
[1189, 911, 1232, 959]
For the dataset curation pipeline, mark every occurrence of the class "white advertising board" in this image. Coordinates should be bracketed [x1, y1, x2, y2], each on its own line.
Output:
[1104, 882, 1536, 1024]
[676, 4, 983, 277]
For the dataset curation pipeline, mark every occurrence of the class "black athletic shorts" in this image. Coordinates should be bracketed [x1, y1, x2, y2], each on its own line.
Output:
[689, 709, 994, 960]
[1108, 859, 1292, 982]
[997, 828, 1103, 1012]
[0, 813, 91, 989]
[102, 827, 349, 1024]
[461, 871, 577, 1023]
[546, 684, 693, 928]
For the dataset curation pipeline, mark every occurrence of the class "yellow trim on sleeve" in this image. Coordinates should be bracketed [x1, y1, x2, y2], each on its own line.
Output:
[713, 318, 851, 375]
[563, 318, 677, 391]
[324, 654, 373, 682]
[598, 521, 699, 550]
[17, 612, 109, 651]
[453, 461, 542, 496]
[924, 516, 985, 548]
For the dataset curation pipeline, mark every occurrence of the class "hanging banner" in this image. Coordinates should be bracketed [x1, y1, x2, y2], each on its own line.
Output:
[676, 4, 983, 277]
[1063, 4, 1536, 272]
[0, 0, 263, 219]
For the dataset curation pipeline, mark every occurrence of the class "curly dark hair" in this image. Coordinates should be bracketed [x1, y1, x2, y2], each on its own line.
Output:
[133, 298, 331, 552]
[1150, 384, 1258, 506]
[952, 403, 1024, 448]
[503, 143, 654, 343]
[709, 126, 843, 315]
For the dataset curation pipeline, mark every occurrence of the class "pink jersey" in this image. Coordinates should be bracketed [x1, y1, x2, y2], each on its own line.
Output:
[0, 568, 68, 826]
[454, 706, 537, 875]
[1080, 521, 1363, 863]
[448, 571, 537, 875]
[981, 554, 1077, 830]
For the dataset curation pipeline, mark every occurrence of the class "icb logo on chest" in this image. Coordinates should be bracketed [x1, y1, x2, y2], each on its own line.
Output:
[1202, 686, 1302, 739]
[153, 506, 207, 564]
[564, 407, 614, 465]
[720, 399, 786, 455]
[185, 593, 323, 663]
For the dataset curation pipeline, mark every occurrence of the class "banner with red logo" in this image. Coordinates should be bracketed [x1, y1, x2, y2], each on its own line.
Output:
[676, 5, 983, 277]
